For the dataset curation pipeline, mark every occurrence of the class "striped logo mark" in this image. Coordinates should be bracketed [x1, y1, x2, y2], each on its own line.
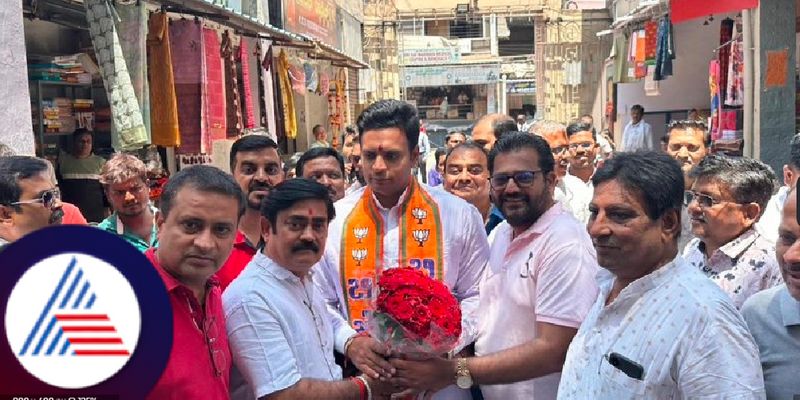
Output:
[18, 257, 129, 357]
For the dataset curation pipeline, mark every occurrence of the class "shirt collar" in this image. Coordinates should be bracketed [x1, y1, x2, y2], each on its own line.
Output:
[700, 228, 759, 260]
[144, 248, 220, 292]
[780, 286, 800, 327]
[370, 177, 413, 212]
[234, 230, 263, 250]
[113, 204, 159, 235]
[254, 251, 307, 283]
[604, 255, 681, 301]
[512, 202, 563, 241]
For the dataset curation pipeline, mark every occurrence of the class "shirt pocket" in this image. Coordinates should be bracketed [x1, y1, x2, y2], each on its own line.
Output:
[597, 358, 647, 399]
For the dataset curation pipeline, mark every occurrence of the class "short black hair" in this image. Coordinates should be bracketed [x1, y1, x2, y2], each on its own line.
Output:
[566, 122, 596, 141]
[312, 125, 324, 135]
[667, 120, 710, 146]
[688, 154, 776, 211]
[159, 165, 246, 219]
[790, 133, 800, 170]
[631, 104, 644, 113]
[230, 135, 279, 172]
[592, 151, 684, 221]
[493, 119, 519, 141]
[435, 147, 447, 161]
[261, 178, 335, 232]
[446, 132, 467, 143]
[296, 147, 345, 177]
[488, 132, 555, 175]
[72, 128, 91, 140]
[356, 100, 420, 153]
[0, 156, 50, 207]
[445, 142, 488, 167]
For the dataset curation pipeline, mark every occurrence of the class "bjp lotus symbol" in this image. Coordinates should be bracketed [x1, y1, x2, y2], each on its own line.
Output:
[353, 227, 368, 244]
[351, 249, 368, 266]
[412, 229, 430, 247]
[411, 208, 427, 224]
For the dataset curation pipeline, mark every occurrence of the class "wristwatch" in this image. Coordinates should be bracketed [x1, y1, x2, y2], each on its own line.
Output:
[455, 357, 473, 389]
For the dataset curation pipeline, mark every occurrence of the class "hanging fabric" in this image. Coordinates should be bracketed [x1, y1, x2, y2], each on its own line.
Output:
[634, 29, 647, 79]
[202, 27, 227, 154]
[115, 1, 150, 144]
[725, 17, 745, 107]
[304, 63, 319, 92]
[258, 39, 278, 138]
[222, 31, 244, 137]
[718, 18, 734, 102]
[612, 33, 628, 83]
[289, 62, 306, 95]
[147, 12, 180, 147]
[644, 20, 658, 61]
[238, 39, 256, 129]
[709, 60, 722, 141]
[85, 0, 148, 150]
[169, 19, 203, 154]
[654, 17, 675, 81]
[277, 50, 298, 139]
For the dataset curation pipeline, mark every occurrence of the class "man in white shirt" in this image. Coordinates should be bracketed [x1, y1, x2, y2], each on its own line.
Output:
[564, 122, 597, 224]
[558, 151, 765, 399]
[387, 133, 599, 400]
[313, 100, 489, 400]
[682, 155, 783, 308]
[224, 179, 393, 400]
[756, 133, 800, 243]
[621, 104, 654, 151]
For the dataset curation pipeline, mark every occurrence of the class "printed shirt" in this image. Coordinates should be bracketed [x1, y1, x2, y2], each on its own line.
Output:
[217, 231, 261, 291]
[224, 252, 342, 400]
[476, 203, 599, 400]
[621, 120, 654, 152]
[313, 183, 489, 400]
[96, 204, 159, 252]
[558, 256, 765, 399]
[145, 249, 232, 400]
[682, 228, 784, 309]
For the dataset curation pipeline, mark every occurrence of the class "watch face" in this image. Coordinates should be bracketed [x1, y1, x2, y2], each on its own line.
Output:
[456, 375, 473, 389]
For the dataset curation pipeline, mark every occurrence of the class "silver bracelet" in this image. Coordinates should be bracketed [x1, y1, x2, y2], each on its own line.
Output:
[356, 375, 372, 400]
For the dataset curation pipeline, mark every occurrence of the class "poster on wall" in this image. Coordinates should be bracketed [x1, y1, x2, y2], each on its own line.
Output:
[284, 0, 340, 49]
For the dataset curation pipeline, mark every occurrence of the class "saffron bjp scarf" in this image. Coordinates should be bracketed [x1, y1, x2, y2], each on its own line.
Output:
[339, 179, 444, 331]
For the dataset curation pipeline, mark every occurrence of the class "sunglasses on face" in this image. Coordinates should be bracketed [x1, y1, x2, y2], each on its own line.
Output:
[683, 190, 721, 208]
[490, 170, 541, 190]
[10, 188, 61, 209]
[569, 142, 594, 151]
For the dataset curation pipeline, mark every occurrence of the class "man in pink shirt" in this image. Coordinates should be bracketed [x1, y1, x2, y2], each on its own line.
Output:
[389, 133, 598, 399]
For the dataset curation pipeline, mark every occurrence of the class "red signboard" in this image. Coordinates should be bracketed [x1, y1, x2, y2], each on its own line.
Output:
[670, 0, 758, 24]
[284, 0, 340, 48]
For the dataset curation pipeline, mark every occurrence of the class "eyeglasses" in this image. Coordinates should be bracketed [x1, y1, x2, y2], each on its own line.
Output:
[683, 190, 721, 208]
[10, 188, 60, 208]
[490, 170, 541, 190]
[551, 146, 569, 156]
[569, 142, 595, 151]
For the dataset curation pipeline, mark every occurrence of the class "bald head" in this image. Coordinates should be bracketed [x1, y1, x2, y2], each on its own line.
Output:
[471, 114, 517, 153]
[530, 121, 569, 178]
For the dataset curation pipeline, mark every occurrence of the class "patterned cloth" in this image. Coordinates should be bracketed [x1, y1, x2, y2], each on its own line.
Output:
[277, 50, 297, 139]
[644, 20, 658, 61]
[85, 0, 148, 150]
[169, 20, 203, 154]
[222, 31, 243, 137]
[682, 228, 784, 309]
[147, 12, 180, 147]
[725, 17, 745, 107]
[559, 256, 765, 399]
[115, 1, 151, 145]
[202, 28, 227, 154]
[0, 1, 35, 155]
[654, 17, 675, 81]
[718, 18, 734, 101]
[238, 39, 256, 129]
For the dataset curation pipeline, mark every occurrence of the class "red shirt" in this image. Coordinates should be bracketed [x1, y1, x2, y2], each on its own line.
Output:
[144, 249, 231, 400]
[216, 231, 260, 291]
[62, 202, 88, 225]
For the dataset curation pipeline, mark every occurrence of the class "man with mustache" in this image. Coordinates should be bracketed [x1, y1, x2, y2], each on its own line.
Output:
[0, 156, 64, 247]
[296, 147, 346, 202]
[389, 133, 597, 399]
[755, 133, 800, 243]
[97, 153, 157, 252]
[443, 143, 504, 234]
[559, 151, 765, 398]
[217, 135, 285, 290]
[682, 155, 783, 308]
[145, 165, 245, 399]
[471, 113, 518, 153]
[564, 122, 598, 224]
[314, 100, 490, 400]
[741, 185, 800, 399]
[665, 120, 709, 251]
[224, 179, 394, 400]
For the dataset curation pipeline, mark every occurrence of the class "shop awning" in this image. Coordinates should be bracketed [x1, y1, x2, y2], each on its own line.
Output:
[670, 0, 758, 24]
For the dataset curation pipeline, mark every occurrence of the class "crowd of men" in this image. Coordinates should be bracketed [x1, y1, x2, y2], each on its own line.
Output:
[0, 99, 798, 400]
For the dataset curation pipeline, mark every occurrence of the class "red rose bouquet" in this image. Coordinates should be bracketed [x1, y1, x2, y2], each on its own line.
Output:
[367, 267, 462, 357]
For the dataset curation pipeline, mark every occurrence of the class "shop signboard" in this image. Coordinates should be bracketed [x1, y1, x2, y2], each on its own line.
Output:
[401, 48, 461, 66]
[402, 64, 500, 87]
[508, 81, 536, 94]
[284, 0, 340, 49]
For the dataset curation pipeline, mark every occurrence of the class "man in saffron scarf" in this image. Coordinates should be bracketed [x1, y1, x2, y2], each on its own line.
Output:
[314, 100, 489, 400]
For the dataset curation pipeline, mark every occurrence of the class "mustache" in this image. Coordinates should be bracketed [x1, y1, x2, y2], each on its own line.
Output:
[593, 239, 620, 247]
[249, 182, 273, 193]
[291, 241, 320, 253]
[49, 209, 64, 224]
[501, 193, 528, 202]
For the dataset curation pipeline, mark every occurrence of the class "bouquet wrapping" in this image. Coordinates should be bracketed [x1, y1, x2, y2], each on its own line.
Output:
[367, 267, 462, 358]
